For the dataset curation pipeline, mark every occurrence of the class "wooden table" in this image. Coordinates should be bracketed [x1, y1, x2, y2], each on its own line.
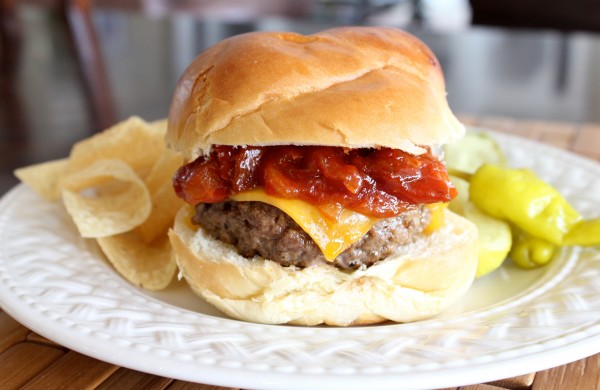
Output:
[1, 116, 599, 390]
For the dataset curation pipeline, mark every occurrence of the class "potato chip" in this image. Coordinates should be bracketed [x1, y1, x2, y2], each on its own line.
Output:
[13, 116, 182, 291]
[138, 148, 185, 243]
[150, 118, 168, 132]
[67, 116, 166, 178]
[14, 159, 68, 201]
[144, 146, 183, 192]
[97, 229, 176, 290]
[61, 159, 151, 238]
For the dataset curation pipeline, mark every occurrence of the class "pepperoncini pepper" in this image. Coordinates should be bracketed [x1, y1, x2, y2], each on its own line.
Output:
[469, 164, 582, 246]
[510, 232, 556, 269]
[563, 218, 600, 246]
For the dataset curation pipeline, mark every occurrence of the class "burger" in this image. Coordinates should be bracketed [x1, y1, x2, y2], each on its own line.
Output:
[166, 26, 478, 326]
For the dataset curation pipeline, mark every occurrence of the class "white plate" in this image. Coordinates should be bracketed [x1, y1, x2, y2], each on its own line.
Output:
[1, 131, 599, 390]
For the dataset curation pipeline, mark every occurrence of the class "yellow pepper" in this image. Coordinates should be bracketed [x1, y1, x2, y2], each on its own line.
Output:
[563, 218, 600, 246]
[510, 233, 555, 269]
[470, 165, 582, 245]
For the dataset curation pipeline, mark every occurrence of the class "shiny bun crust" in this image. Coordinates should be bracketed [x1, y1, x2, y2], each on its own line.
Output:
[167, 26, 465, 161]
[169, 207, 478, 326]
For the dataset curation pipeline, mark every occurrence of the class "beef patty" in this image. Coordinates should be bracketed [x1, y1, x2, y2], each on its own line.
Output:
[193, 201, 431, 270]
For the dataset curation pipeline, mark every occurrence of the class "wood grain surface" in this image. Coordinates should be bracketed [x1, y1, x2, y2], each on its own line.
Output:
[0, 115, 599, 390]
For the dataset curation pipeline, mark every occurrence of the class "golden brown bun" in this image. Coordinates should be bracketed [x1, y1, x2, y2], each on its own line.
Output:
[167, 27, 465, 161]
[169, 206, 478, 326]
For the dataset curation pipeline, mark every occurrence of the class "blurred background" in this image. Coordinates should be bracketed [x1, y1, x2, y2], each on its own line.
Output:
[1, 0, 600, 193]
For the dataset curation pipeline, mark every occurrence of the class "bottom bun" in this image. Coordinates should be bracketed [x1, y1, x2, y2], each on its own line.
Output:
[169, 205, 478, 326]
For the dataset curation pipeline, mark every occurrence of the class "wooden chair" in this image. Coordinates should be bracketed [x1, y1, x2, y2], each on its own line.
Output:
[0, 0, 116, 133]
[0, 0, 310, 133]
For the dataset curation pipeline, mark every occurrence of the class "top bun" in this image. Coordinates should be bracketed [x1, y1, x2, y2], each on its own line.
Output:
[167, 26, 464, 161]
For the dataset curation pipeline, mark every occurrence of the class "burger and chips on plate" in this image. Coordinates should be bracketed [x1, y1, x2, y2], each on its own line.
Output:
[11, 27, 600, 327]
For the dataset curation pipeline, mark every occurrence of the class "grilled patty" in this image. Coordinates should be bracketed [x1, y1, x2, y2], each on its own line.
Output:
[193, 201, 431, 270]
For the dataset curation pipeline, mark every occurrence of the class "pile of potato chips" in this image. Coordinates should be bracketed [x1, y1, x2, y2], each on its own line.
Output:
[15, 117, 184, 290]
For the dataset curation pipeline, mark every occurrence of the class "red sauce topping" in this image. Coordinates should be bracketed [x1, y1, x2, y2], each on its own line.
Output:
[173, 145, 457, 218]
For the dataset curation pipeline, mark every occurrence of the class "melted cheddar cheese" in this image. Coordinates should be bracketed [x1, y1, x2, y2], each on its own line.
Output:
[231, 189, 379, 261]
[230, 189, 445, 261]
[424, 202, 448, 234]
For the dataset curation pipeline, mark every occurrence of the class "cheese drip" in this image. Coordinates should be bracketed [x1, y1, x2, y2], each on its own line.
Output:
[230, 190, 445, 261]
[231, 189, 379, 261]
[424, 203, 447, 233]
